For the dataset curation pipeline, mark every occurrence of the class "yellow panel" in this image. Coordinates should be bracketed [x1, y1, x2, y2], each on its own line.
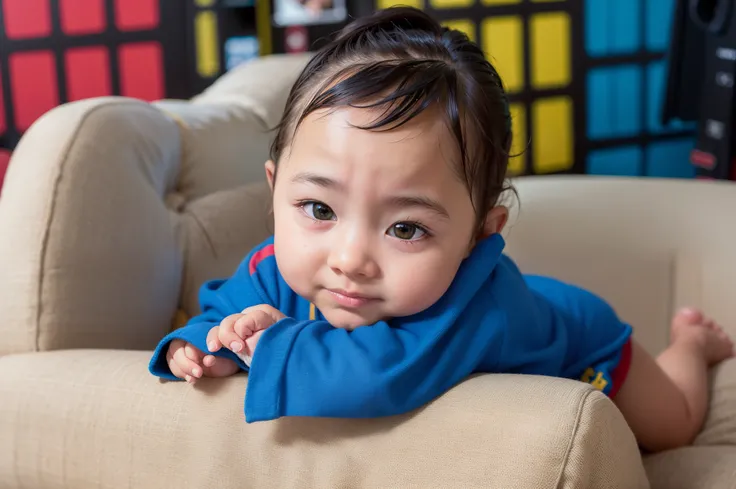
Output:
[442, 19, 476, 42]
[195, 0, 215, 6]
[195, 10, 220, 78]
[507, 103, 526, 176]
[530, 12, 571, 88]
[481, 16, 524, 93]
[532, 97, 573, 173]
[256, 0, 272, 55]
[431, 0, 474, 7]
[482, 0, 520, 4]
[377, 0, 424, 8]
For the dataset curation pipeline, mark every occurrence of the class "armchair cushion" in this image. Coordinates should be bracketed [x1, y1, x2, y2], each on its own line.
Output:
[0, 349, 649, 489]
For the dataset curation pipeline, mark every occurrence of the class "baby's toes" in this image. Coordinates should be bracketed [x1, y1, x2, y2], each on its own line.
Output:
[725, 332, 735, 347]
[672, 308, 704, 333]
[714, 326, 731, 341]
[680, 307, 704, 322]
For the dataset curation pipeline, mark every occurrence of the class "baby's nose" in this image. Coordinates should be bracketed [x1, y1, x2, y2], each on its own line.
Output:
[328, 240, 380, 279]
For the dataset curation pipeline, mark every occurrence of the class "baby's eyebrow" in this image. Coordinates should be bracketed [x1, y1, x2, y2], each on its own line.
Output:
[387, 195, 450, 219]
[290, 172, 343, 190]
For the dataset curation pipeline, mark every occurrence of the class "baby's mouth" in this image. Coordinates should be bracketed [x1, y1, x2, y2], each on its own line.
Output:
[326, 288, 378, 308]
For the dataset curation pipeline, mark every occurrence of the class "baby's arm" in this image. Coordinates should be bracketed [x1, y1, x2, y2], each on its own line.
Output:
[244, 234, 510, 422]
[148, 240, 284, 380]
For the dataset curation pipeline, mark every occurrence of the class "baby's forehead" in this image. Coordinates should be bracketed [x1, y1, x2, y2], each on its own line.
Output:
[296, 105, 462, 160]
[282, 107, 465, 193]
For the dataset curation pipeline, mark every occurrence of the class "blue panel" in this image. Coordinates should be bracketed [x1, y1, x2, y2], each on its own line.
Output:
[646, 138, 696, 178]
[647, 60, 667, 133]
[587, 65, 642, 139]
[585, 0, 640, 57]
[587, 146, 643, 176]
[646, 0, 675, 52]
[611, 0, 641, 54]
[585, 0, 608, 57]
[614, 65, 642, 136]
[587, 69, 611, 138]
[224, 36, 259, 71]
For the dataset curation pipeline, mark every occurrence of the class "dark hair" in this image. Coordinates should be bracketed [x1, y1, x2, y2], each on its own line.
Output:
[270, 7, 514, 229]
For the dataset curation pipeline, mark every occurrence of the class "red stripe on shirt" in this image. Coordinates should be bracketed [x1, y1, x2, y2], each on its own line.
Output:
[249, 244, 275, 274]
[609, 339, 633, 399]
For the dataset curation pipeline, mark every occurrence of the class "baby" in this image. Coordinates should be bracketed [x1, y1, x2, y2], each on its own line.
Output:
[149, 7, 734, 453]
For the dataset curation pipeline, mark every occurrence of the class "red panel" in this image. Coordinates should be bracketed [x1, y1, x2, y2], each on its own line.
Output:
[115, 0, 159, 31]
[3, 0, 52, 39]
[0, 150, 11, 193]
[285, 26, 309, 54]
[0, 65, 5, 134]
[60, 0, 106, 35]
[118, 42, 164, 101]
[65, 47, 112, 101]
[10, 51, 59, 132]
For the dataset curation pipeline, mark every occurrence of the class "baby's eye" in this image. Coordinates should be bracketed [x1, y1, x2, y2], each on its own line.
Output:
[303, 201, 336, 221]
[387, 222, 426, 241]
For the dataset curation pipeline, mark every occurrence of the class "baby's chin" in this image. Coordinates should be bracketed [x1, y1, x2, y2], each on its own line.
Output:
[321, 308, 387, 331]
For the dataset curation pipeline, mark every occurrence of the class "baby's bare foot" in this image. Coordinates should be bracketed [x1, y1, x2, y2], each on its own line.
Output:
[670, 308, 735, 366]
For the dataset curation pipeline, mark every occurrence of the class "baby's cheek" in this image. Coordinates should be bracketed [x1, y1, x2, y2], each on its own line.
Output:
[274, 244, 315, 299]
[390, 265, 455, 316]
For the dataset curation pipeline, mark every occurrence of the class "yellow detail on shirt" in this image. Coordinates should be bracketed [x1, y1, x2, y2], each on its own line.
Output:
[581, 367, 609, 391]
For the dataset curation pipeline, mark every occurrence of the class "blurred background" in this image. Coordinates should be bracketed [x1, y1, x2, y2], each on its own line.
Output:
[0, 0, 731, 189]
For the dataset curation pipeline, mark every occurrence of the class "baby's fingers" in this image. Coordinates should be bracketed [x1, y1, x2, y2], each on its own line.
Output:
[203, 355, 217, 368]
[206, 326, 223, 353]
[183, 344, 205, 379]
[218, 317, 247, 353]
[235, 310, 276, 339]
[168, 359, 187, 380]
[234, 314, 258, 339]
[174, 348, 203, 383]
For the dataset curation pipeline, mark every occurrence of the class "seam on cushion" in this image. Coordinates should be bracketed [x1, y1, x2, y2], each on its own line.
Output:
[34, 100, 168, 351]
[554, 387, 594, 489]
[155, 108, 188, 194]
[174, 205, 216, 316]
[182, 205, 217, 257]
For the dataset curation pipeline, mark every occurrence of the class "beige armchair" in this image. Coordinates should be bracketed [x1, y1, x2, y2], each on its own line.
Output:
[1, 53, 735, 489]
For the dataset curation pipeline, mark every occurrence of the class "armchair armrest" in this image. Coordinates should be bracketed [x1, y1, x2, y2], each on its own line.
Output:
[0, 98, 183, 354]
[0, 350, 650, 489]
[0, 54, 310, 356]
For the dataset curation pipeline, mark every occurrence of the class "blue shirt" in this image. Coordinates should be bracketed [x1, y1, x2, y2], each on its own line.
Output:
[149, 233, 632, 423]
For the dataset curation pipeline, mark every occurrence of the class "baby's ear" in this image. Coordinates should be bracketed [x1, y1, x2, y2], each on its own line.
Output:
[478, 205, 508, 240]
[265, 160, 276, 192]
[465, 206, 509, 257]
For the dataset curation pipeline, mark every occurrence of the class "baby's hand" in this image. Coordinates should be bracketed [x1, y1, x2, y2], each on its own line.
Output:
[206, 304, 285, 360]
[166, 339, 239, 383]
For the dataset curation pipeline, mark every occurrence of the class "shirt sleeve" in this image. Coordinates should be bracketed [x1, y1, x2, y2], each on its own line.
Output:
[244, 234, 509, 423]
[148, 239, 283, 379]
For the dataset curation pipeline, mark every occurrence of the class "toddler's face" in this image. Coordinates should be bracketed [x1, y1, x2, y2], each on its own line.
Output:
[267, 106, 489, 329]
